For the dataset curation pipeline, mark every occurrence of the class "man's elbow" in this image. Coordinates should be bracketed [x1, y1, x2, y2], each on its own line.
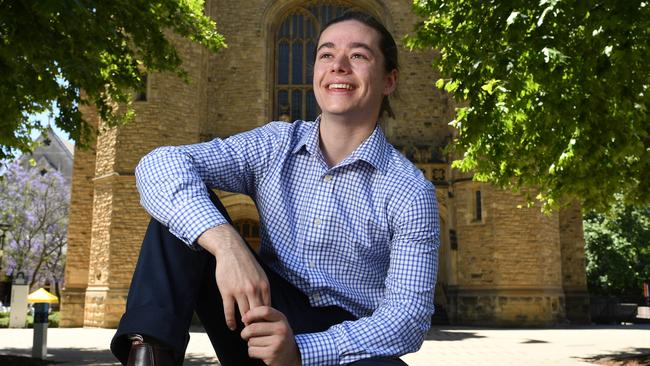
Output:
[403, 316, 429, 354]
[136, 146, 171, 178]
[135, 146, 177, 203]
[390, 303, 432, 355]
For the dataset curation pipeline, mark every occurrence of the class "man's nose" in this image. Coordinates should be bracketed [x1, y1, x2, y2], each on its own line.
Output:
[330, 54, 351, 73]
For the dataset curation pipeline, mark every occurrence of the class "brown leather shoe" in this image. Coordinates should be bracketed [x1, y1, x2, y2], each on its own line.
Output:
[126, 336, 177, 366]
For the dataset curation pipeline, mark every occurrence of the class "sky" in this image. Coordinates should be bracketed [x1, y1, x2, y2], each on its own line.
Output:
[30, 108, 75, 147]
[28, 77, 75, 147]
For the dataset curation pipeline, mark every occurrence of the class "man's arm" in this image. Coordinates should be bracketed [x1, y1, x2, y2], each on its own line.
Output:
[135, 122, 284, 246]
[294, 187, 440, 365]
[135, 122, 286, 328]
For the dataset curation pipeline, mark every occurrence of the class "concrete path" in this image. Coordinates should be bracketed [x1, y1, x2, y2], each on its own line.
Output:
[0, 325, 648, 365]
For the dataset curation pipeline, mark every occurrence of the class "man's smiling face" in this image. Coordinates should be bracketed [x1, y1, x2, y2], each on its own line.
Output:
[313, 20, 397, 125]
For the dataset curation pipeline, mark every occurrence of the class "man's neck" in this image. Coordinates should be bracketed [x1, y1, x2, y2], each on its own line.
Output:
[318, 114, 377, 168]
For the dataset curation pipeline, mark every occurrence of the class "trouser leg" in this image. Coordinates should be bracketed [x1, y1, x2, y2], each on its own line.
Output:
[192, 242, 265, 366]
[110, 214, 213, 365]
[111, 190, 260, 365]
[111, 190, 405, 365]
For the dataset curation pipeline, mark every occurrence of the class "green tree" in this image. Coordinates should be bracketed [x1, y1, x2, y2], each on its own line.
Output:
[584, 200, 650, 299]
[408, 0, 649, 211]
[0, 0, 225, 159]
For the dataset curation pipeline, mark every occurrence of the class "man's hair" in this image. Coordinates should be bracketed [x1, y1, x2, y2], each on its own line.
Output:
[316, 10, 399, 119]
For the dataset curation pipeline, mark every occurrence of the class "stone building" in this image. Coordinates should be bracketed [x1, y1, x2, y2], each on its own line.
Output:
[18, 126, 74, 182]
[60, 0, 589, 328]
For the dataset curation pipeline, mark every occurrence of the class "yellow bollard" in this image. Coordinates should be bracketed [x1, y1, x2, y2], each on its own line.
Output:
[27, 288, 58, 360]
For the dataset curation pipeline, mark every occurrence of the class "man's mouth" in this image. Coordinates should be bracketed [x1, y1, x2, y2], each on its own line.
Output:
[328, 83, 354, 91]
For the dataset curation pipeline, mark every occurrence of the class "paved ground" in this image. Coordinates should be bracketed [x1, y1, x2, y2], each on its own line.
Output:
[0, 324, 648, 365]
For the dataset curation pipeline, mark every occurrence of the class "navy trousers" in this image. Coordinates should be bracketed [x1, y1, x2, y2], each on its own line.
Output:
[111, 191, 407, 366]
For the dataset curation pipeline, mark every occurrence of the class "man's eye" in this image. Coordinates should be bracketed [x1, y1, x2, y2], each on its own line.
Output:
[351, 54, 368, 60]
[319, 53, 333, 59]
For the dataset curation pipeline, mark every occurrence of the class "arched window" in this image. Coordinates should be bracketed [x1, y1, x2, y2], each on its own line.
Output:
[274, 3, 353, 122]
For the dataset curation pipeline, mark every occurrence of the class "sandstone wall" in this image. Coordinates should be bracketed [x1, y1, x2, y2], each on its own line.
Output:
[60, 0, 588, 327]
[450, 182, 565, 325]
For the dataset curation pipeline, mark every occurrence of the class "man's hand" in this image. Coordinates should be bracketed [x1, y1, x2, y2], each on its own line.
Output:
[241, 306, 301, 366]
[198, 224, 271, 330]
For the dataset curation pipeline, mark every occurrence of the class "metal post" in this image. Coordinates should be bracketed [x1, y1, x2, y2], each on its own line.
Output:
[32, 302, 49, 359]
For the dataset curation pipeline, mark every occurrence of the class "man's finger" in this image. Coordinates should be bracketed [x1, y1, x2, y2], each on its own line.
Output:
[247, 335, 275, 347]
[248, 291, 264, 314]
[241, 322, 276, 340]
[261, 284, 271, 307]
[244, 305, 284, 324]
[236, 294, 251, 324]
[222, 296, 237, 331]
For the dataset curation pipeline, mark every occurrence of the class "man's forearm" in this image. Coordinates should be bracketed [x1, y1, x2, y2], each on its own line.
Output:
[197, 224, 236, 256]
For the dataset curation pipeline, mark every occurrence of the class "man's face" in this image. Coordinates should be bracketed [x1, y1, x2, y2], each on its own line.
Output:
[313, 20, 397, 124]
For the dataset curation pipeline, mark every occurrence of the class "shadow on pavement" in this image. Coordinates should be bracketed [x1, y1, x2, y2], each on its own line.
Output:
[581, 347, 650, 365]
[425, 330, 486, 341]
[0, 354, 60, 365]
[521, 339, 549, 344]
[1, 348, 220, 366]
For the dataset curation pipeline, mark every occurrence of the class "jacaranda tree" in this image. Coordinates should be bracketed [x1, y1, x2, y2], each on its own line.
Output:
[0, 162, 70, 297]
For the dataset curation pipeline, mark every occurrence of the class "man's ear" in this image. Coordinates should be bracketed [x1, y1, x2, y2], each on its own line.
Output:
[383, 69, 398, 95]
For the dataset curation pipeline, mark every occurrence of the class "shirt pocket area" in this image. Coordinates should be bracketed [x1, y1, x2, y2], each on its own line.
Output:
[345, 216, 391, 264]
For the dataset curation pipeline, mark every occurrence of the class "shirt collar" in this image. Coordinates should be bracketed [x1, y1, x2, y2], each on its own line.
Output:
[292, 116, 390, 173]
[292, 116, 321, 157]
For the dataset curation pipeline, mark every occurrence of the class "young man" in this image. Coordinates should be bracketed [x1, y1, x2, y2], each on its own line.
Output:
[111, 11, 439, 366]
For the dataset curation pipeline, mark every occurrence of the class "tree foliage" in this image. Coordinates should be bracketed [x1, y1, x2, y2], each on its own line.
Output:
[409, 0, 650, 211]
[0, 0, 226, 158]
[584, 199, 650, 299]
[0, 162, 70, 294]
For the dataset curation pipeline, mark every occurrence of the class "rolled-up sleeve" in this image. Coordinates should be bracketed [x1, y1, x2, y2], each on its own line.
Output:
[295, 187, 440, 365]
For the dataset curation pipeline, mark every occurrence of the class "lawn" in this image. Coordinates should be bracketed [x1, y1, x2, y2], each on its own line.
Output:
[0, 311, 60, 328]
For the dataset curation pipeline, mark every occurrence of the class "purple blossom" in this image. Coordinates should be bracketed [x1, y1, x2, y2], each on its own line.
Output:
[0, 161, 70, 290]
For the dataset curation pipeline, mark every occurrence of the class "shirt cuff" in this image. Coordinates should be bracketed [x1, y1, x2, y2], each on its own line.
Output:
[167, 196, 229, 248]
[295, 331, 339, 366]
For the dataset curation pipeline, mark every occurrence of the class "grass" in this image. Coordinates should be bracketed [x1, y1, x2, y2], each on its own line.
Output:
[0, 311, 59, 328]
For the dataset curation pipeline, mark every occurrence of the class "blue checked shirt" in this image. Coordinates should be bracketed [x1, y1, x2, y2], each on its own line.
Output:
[135, 119, 440, 365]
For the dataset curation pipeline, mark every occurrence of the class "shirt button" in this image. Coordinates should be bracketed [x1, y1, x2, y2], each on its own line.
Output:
[313, 293, 321, 301]
[314, 218, 321, 226]
[323, 174, 333, 182]
[308, 261, 316, 268]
